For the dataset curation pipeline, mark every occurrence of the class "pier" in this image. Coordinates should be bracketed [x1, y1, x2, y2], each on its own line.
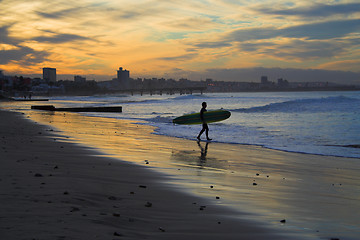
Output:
[12, 98, 49, 101]
[104, 86, 206, 96]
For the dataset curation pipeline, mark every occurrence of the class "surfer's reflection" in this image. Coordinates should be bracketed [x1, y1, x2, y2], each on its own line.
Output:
[170, 141, 227, 171]
[197, 141, 209, 165]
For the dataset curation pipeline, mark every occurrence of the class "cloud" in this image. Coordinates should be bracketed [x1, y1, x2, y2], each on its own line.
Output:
[158, 53, 198, 61]
[239, 42, 276, 52]
[0, 25, 19, 45]
[36, 7, 82, 19]
[110, 1, 170, 21]
[0, 46, 49, 65]
[33, 1, 163, 22]
[281, 19, 360, 40]
[184, 18, 360, 63]
[32, 33, 93, 43]
[318, 59, 360, 72]
[163, 16, 219, 31]
[193, 41, 232, 49]
[0, 25, 50, 65]
[239, 39, 346, 60]
[226, 27, 277, 42]
[257, 3, 360, 18]
[226, 19, 360, 42]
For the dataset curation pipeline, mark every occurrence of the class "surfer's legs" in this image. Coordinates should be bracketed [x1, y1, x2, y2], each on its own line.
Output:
[205, 128, 212, 141]
[203, 124, 212, 140]
[198, 123, 211, 141]
[197, 128, 205, 140]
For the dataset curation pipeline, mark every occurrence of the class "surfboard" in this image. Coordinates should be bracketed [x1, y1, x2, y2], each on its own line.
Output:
[173, 109, 231, 125]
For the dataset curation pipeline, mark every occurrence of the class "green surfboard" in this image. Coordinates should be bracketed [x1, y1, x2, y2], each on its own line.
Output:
[173, 109, 231, 125]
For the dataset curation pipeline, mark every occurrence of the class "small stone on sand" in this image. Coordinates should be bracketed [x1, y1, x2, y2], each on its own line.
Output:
[70, 207, 80, 212]
[145, 202, 152, 207]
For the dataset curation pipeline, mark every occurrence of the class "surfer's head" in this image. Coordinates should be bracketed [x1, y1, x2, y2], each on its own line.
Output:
[202, 102, 207, 108]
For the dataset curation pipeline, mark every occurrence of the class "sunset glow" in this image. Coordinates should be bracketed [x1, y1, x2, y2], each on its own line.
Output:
[1, 0, 360, 82]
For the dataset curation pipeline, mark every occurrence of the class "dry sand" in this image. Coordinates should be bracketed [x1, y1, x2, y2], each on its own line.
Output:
[0, 109, 310, 239]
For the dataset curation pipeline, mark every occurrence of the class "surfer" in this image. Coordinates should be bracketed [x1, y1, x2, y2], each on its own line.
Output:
[197, 102, 212, 141]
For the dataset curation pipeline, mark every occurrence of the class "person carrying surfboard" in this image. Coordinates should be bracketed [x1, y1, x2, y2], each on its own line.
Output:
[197, 102, 212, 141]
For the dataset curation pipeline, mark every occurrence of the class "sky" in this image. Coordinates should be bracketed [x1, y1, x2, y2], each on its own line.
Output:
[1, 0, 360, 84]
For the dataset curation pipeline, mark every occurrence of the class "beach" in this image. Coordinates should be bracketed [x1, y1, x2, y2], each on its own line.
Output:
[0, 109, 313, 239]
[1, 100, 359, 239]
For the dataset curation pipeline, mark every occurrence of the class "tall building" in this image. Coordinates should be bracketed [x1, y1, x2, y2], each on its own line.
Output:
[117, 67, 130, 89]
[43, 68, 56, 83]
[261, 76, 268, 84]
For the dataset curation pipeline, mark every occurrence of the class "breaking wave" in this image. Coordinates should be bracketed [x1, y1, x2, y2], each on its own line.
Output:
[231, 96, 360, 113]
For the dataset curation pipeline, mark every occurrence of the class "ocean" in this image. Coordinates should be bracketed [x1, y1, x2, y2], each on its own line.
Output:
[48, 91, 360, 158]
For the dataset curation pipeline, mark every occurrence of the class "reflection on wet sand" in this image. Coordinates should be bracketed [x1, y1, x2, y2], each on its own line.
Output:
[170, 141, 231, 173]
[198, 141, 208, 162]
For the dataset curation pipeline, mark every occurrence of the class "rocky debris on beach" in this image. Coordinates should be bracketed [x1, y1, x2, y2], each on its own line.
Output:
[70, 207, 80, 212]
[108, 196, 117, 200]
[113, 231, 123, 237]
[199, 205, 206, 210]
[145, 202, 152, 207]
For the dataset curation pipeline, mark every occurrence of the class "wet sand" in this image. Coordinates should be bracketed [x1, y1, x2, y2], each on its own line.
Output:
[0, 109, 311, 239]
[1, 108, 359, 239]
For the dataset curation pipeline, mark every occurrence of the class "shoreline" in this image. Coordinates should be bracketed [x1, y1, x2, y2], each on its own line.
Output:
[0, 109, 310, 239]
[2, 88, 359, 99]
[155, 133, 360, 159]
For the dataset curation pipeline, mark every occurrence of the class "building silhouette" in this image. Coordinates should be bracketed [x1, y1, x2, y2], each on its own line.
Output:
[117, 67, 130, 89]
[261, 76, 269, 84]
[74, 75, 86, 83]
[43, 68, 56, 83]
